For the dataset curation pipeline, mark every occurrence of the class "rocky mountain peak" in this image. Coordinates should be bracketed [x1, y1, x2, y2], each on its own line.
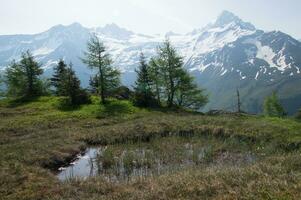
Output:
[214, 10, 255, 30]
[96, 23, 134, 40]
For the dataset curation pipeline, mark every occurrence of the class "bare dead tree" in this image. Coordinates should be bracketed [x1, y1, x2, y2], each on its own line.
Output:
[236, 88, 241, 113]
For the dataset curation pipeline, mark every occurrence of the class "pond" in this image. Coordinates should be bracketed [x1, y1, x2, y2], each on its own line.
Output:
[57, 136, 256, 182]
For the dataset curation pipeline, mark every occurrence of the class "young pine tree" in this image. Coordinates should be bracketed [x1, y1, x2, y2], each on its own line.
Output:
[263, 92, 286, 117]
[81, 34, 120, 104]
[50, 59, 68, 96]
[148, 57, 163, 105]
[5, 51, 44, 98]
[151, 39, 207, 110]
[64, 64, 90, 105]
[134, 52, 155, 107]
[20, 51, 44, 97]
[156, 39, 185, 107]
[175, 71, 208, 110]
[88, 74, 100, 95]
[5, 60, 26, 97]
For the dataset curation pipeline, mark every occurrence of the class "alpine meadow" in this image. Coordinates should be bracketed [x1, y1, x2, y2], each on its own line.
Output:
[1, 1, 301, 199]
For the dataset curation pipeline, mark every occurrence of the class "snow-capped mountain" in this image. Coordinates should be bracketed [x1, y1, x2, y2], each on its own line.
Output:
[0, 11, 300, 114]
[185, 12, 301, 114]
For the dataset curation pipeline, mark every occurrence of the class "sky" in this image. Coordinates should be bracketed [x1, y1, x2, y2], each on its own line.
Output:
[0, 0, 301, 39]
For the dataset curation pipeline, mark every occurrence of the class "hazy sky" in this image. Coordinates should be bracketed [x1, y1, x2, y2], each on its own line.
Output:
[0, 0, 301, 38]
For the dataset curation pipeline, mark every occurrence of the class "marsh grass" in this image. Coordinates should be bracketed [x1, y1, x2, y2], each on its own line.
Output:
[100, 148, 115, 169]
[1, 96, 301, 199]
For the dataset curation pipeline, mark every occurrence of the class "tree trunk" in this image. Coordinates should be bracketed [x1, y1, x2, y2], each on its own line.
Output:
[154, 69, 161, 105]
[168, 71, 174, 108]
[155, 82, 161, 105]
[99, 68, 105, 104]
[98, 52, 106, 104]
[27, 65, 34, 96]
[237, 88, 241, 113]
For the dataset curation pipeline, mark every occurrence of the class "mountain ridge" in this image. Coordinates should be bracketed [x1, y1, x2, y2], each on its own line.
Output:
[0, 11, 300, 114]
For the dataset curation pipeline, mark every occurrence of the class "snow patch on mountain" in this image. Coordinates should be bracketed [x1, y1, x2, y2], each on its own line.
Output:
[255, 71, 259, 80]
[221, 69, 228, 76]
[242, 38, 292, 71]
[192, 22, 255, 55]
[33, 47, 55, 56]
[255, 41, 278, 69]
[20, 40, 33, 44]
[43, 60, 58, 70]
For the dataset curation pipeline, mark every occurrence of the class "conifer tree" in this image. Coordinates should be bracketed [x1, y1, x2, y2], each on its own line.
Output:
[148, 40, 208, 110]
[4, 60, 26, 97]
[134, 52, 155, 107]
[88, 74, 100, 94]
[64, 64, 90, 105]
[65, 65, 81, 105]
[263, 92, 286, 117]
[175, 71, 208, 110]
[20, 51, 43, 96]
[50, 59, 68, 96]
[156, 39, 185, 107]
[81, 34, 120, 104]
[5, 51, 44, 98]
[148, 57, 163, 105]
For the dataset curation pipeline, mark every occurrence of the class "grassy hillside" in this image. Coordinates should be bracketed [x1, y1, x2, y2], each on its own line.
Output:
[1, 96, 301, 199]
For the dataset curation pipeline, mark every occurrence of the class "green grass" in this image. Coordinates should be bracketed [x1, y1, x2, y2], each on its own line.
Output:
[0, 96, 301, 199]
[0, 96, 146, 126]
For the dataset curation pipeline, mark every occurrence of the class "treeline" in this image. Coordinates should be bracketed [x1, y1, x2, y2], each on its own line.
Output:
[1, 35, 208, 111]
[1, 35, 299, 117]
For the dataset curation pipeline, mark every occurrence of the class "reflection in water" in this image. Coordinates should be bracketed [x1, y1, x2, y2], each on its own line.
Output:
[57, 148, 99, 181]
[57, 140, 256, 182]
[57, 147, 196, 182]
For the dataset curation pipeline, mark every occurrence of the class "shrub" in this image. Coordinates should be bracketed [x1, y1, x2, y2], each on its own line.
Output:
[73, 89, 91, 105]
[108, 86, 133, 100]
[56, 90, 91, 110]
[134, 91, 159, 108]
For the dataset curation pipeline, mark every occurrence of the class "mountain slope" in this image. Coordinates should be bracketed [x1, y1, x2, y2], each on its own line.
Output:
[0, 11, 300, 114]
[187, 13, 301, 114]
